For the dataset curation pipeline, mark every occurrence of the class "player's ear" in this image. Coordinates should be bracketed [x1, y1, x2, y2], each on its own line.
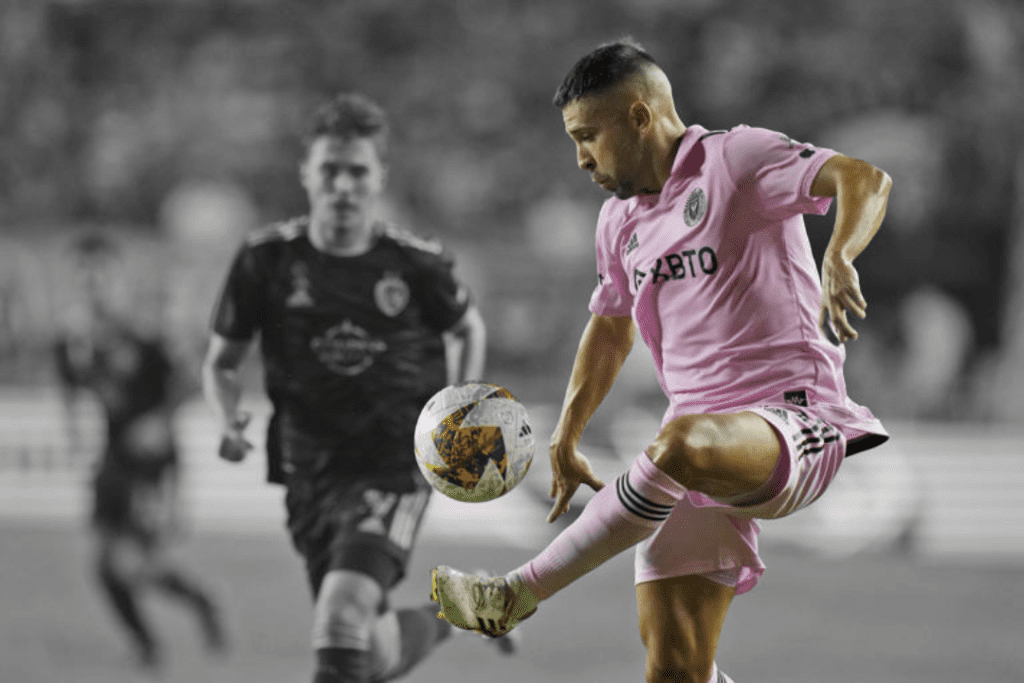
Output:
[629, 101, 652, 132]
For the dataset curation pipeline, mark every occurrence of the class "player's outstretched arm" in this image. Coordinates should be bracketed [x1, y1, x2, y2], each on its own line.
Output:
[443, 304, 487, 384]
[201, 333, 254, 462]
[810, 154, 892, 343]
[548, 314, 635, 522]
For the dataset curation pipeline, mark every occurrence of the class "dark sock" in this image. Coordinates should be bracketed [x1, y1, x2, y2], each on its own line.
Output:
[372, 604, 452, 682]
[314, 647, 371, 683]
[97, 565, 157, 659]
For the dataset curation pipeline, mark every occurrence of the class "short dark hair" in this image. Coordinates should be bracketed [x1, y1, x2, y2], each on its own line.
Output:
[305, 92, 390, 155]
[553, 39, 658, 108]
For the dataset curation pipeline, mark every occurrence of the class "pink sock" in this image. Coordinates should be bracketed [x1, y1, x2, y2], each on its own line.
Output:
[514, 452, 686, 599]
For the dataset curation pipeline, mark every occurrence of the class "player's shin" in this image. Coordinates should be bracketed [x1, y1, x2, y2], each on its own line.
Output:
[368, 606, 451, 683]
[314, 648, 371, 683]
[514, 452, 686, 599]
[312, 612, 373, 683]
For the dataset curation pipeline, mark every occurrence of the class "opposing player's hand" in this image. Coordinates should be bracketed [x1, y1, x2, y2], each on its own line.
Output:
[218, 412, 252, 463]
[820, 254, 867, 344]
[547, 442, 604, 523]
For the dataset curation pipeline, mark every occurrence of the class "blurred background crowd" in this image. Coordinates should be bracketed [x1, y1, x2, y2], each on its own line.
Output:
[1, 0, 1023, 423]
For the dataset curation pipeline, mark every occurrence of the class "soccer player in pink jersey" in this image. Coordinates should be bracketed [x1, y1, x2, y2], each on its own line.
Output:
[431, 40, 892, 683]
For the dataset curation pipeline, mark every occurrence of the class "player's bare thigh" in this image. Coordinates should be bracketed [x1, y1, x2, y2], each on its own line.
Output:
[636, 574, 735, 683]
[647, 411, 781, 500]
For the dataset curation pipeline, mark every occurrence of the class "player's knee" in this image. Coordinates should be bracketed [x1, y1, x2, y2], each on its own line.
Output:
[312, 570, 382, 650]
[644, 643, 714, 683]
[647, 415, 723, 487]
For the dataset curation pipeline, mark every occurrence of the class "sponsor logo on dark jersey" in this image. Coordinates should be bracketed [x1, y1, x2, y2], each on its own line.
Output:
[310, 319, 387, 376]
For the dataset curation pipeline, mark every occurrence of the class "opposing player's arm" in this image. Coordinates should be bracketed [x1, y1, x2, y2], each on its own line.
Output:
[442, 304, 487, 384]
[201, 333, 255, 462]
[547, 314, 635, 522]
[810, 153, 892, 343]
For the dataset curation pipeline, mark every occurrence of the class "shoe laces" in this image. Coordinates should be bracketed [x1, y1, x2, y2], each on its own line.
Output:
[472, 576, 512, 614]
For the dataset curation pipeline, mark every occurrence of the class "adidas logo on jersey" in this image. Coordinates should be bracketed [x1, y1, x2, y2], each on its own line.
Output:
[626, 233, 640, 255]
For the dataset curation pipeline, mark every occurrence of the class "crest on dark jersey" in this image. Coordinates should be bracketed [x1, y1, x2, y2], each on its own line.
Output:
[286, 263, 314, 308]
[374, 271, 410, 317]
[684, 188, 708, 227]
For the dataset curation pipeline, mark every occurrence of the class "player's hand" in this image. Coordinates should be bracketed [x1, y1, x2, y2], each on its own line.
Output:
[547, 441, 605, 523]
[218, 412, 252, 463]
[820, 254, 867, 344]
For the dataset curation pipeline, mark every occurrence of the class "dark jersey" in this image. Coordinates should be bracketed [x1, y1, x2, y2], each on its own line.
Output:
[54, 323, 179, 480]
[210, 218, 469, 476]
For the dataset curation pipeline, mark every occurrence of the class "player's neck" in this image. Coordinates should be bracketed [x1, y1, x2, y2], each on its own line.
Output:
[308, 216, 376, 256]
[639, 123, 687, 196]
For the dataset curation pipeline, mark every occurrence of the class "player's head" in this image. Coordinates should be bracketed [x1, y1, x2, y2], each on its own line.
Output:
[554, 39, 681, 199]
[66, 232, 131, 330]
[300, 93, 389, 250]
[70, 233, 122, 304]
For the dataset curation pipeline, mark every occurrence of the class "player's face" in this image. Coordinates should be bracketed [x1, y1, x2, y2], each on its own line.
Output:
[562, 94, 644, 199]
[301, 135, 387, 241]
[72, 252, 127, 317]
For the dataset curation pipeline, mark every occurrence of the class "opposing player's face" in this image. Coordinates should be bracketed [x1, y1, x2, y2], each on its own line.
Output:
[301, 135, 386, 239]
[562, 94, 643, 199]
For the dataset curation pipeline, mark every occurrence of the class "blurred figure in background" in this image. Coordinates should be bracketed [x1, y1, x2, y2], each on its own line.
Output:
[201, 93, 491, 683]
[54, 233, 225, 671]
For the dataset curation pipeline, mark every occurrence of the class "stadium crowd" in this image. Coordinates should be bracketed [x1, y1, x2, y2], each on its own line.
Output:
[0, 0, 1022, 422]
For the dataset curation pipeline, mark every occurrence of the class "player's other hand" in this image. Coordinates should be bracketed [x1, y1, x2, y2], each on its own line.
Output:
[218, 412, 252, 463]
[547, 441, 604, 523]
[820, 254, 867, 344]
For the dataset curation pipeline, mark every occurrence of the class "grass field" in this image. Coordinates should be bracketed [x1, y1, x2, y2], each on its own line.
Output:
[1, 521, 1022, 683]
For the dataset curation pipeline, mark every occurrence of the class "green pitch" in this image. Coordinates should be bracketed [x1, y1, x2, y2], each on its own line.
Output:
[1, 523, 1021, 683]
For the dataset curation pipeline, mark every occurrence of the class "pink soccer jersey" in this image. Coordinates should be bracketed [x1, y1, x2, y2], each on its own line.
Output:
[589, 124, 886, 443]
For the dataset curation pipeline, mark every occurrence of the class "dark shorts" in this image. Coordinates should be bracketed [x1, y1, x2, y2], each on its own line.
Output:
[276, 418, 432, 597]
[91, 465, 171, 546]
[284, 472, 432, 598]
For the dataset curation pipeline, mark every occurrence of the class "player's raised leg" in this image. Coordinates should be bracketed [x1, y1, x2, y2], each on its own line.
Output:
[432, 411, 782, 635]
[636, 574, 736, 683]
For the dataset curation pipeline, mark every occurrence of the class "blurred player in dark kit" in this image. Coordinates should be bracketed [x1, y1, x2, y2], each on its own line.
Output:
[202, 92, 499, 683]
[431, 40, 892, 683]
[55, 233, 225, 670]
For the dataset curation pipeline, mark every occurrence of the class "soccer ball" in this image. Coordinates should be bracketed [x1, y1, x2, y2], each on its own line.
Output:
[414, 383, 534, 503]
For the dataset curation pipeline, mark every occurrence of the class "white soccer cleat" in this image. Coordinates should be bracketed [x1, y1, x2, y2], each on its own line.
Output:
[430, 566, 538, 638]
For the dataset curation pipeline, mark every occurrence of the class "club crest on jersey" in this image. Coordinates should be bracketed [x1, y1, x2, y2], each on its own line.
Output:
[374, 271, 410, 317]
[286, 263, 314, 308]
[684, 188, 708, 227]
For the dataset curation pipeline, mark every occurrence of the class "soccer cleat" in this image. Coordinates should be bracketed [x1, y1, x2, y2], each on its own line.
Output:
[430, 566, 538, 638]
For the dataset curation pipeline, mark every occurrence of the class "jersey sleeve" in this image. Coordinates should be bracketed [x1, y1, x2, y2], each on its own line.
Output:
[588, 201, 633, 317]
[210, 243, 265, 341]
[722, 126, 837, 221]
[413, 250, 471, 333]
